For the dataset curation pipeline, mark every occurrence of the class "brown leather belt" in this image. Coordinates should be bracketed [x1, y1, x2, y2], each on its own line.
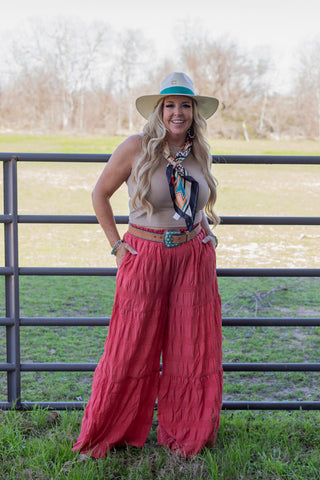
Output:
[128, 224, 201, 248]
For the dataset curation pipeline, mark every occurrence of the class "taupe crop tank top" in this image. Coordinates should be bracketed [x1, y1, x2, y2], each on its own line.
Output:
[127, 146, 210, 229]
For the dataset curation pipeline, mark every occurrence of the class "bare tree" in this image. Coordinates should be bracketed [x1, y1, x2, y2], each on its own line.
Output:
[3, 17, 112, 131]
[110, 29, 156, 134]
[294, 37, 320, 138]
[178, 28, 271, 138]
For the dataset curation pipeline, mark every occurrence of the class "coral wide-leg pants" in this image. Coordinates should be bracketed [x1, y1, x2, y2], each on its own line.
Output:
[72, 227, 223, 458]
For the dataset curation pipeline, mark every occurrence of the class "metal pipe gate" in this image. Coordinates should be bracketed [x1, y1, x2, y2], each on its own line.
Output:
[1, 152, 320, 411]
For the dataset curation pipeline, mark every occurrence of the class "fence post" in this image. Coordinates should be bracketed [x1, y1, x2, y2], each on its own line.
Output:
[3, 156, 21, 408]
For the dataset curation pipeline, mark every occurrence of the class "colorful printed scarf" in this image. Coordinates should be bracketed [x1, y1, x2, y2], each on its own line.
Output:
[164, 139, 199, 232]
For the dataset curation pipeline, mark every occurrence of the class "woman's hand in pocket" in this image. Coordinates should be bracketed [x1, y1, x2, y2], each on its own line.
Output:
[115, 242, 138, 268]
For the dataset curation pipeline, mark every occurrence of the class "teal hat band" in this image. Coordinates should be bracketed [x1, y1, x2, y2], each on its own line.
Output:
[160, 86, 195, 96]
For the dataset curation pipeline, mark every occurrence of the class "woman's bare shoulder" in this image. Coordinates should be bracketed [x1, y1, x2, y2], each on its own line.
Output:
[116, 134, 142, 157]
[107, 134, 143, 171]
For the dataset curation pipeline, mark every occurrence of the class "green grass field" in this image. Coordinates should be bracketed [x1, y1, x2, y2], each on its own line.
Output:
[1, 134, 320, 479]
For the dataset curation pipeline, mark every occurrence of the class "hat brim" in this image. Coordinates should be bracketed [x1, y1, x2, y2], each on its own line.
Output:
[136, 93, 219, 120]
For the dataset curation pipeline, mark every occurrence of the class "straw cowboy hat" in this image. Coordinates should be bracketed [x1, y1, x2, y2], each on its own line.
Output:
[136, 72, 219, 120]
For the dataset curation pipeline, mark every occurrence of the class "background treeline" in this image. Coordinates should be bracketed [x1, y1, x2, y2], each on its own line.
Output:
[0, 17, 320, 139]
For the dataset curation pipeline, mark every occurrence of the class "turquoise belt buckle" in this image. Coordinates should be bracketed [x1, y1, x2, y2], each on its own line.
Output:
[163, 230, 181, 248]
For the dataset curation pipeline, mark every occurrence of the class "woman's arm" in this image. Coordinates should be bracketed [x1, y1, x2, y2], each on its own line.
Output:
[92, 135, 141, 266]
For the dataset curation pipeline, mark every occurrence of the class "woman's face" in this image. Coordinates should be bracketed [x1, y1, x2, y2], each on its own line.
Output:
[162, 95, 193, 144]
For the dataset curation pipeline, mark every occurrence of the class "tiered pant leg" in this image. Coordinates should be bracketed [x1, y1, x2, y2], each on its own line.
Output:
[72, 228, 222, 458]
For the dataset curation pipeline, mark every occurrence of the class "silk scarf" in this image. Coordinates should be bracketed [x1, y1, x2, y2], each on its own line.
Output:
[164, 139, 199, 232]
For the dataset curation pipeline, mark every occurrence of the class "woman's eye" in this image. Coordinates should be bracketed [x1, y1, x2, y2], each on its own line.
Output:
[165, 104, 191, 108]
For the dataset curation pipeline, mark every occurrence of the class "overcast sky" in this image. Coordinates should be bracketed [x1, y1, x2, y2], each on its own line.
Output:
[1, 0, 319, 93]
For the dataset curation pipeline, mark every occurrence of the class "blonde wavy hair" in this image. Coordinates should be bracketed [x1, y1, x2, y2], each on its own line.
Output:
[131, 98, 220, 226]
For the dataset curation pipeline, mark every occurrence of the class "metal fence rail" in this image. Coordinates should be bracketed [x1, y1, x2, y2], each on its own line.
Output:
[1, 152, 320, 411]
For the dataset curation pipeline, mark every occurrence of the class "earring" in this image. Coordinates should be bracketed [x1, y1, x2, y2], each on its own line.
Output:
[187, 127, 195, 139]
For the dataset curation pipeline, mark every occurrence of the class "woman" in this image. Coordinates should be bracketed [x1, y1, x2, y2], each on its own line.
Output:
[72, 72, 223, 458]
